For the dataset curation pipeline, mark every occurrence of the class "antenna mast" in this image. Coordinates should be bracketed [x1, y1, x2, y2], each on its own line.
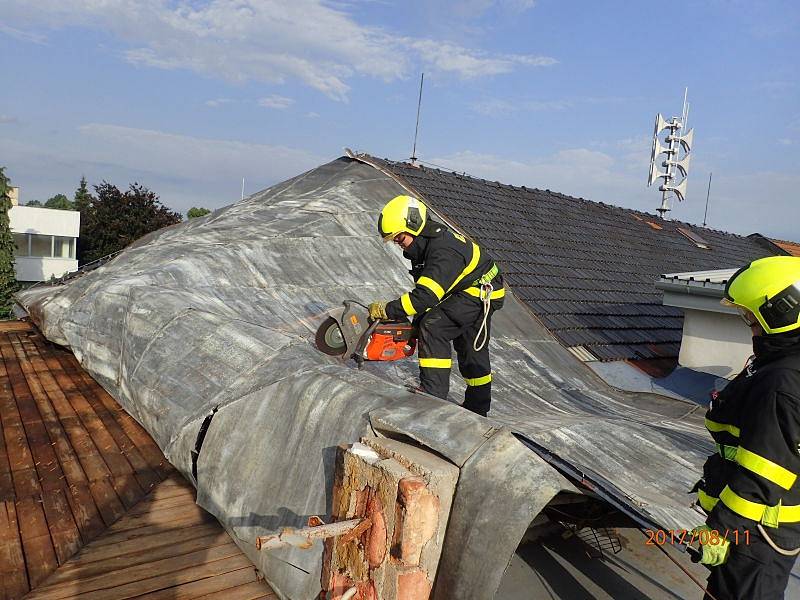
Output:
[703, 172, 712, 227]
[410, 73, 424, 165]
[647, 88, 694, 218]
[241, 177, 245, 201]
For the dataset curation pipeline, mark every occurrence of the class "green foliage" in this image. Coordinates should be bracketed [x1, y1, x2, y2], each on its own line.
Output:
[79, 181, 182, 264]
[0, 167, 20, 318]
[44, 193, 75, 210]
[25, 199, 43, 207]
[187, 207, 211, 219]
[74, 176, 92, 212]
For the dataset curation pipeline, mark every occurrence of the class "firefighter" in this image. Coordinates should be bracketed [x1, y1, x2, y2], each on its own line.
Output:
[367, 195, 504, 417]
[692, 256, 800, 600]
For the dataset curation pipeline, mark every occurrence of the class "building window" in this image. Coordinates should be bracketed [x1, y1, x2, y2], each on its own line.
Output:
[12, 233, 28, 256]
[54, 236, 75, 259]
[30, 234, 53, 257]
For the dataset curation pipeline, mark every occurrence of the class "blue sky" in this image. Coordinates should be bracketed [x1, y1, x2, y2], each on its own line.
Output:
[0, 0, 797, 240]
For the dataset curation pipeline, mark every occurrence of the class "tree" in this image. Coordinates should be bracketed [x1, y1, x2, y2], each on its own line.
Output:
[73, 176, 94, 262]
[0, 167, 20, 318]
[187, 207, 211, 219]
[25, 199, 43, 207]
[79, 181, 182, 264]
[74, 176, 92, 213]
[44, 193, 75, 211]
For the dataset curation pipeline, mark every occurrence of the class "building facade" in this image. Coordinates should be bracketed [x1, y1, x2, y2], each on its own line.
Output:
[9, 204, 80, 282]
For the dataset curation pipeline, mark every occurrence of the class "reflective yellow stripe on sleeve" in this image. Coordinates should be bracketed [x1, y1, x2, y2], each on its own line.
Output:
[446, 243, 481, 293]
[400, 293, 416, 316]
[704, 418, 741, 438]
[465, 374, 492, 387]
[719, 486, 800, 527]
[736, 447, 798, 490]
[419, 358, 452, 369]
[719, 485, 765, 522]
[417, 276, 445, 300]
[697, 489, 719, 512]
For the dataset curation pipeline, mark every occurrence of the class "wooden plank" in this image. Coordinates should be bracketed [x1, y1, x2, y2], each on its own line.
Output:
[28, 542, 244, 599]
[126, 493, 198, 517]
[136, 566, 261, 600]
[42, 530, 231, 584]
[101, 502, 213, 535]
[195, 579, 277, 600]
[88, 477, 127, 526]
[40, 487, 82, 565]
[0, 500, 29, 599]
[54, 352, 168, 476]
[62, 480, 106, 544]
[88, 511, 218, 548]
[47, 522, 224, 566]
[0, 321, 32, 332]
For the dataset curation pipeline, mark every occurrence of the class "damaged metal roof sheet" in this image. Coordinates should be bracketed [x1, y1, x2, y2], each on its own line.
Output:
[18, 157, 716, 599]
[360, 154, 776, 362]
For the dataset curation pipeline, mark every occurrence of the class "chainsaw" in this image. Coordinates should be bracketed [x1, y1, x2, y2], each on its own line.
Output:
[315, 301, 416, 368]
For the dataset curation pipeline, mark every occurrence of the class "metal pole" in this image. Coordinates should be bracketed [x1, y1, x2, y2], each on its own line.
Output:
[241, 177, 245, 201]
[411, 73, 424, 164]
[703, 172, 712, 227]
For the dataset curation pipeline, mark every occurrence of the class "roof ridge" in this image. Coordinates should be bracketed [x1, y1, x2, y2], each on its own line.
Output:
[363, 153, 750, 241]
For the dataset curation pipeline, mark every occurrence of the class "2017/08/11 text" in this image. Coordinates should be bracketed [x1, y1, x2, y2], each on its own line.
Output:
[645, 529, 751, 546]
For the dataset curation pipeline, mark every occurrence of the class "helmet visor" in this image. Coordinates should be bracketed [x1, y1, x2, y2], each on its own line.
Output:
[721, 298, 759, 327]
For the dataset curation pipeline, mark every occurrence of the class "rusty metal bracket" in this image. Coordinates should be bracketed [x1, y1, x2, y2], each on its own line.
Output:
[255, 518, 370, 551]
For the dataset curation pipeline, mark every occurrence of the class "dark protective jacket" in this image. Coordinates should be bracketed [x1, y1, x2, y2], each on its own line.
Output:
[699, 332, 800, 548]
[385, 221, 503, 321]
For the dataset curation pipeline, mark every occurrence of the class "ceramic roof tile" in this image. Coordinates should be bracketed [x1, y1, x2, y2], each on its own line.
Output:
[366, 156, 778, 361]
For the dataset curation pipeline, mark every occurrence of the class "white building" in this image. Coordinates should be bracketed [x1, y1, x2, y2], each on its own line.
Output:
[657, 268, 753, 379]
[9, 202, 80, 283]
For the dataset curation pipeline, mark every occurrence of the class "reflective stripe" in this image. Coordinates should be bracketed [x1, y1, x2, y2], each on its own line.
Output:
[446, 243, 481, 294]
[719, 486, 800, 526]
[465, 374, 492, 387]
[736, 447, 797, 490]
[472, 263, 499, 286]
[719, 485, 766, 522]
[697, 489, 719, 512]
[400, 293, 416, 316]
[715, 443, 738, 461]
[419, 358, 452, 369]
[417, 276, 445, 300]
[463, 286, 506, 300]
[705, 418, 741, 438]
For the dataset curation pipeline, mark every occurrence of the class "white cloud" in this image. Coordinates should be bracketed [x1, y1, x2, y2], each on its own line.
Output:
[258, 95, 294, 110]
[307, 112, 321, 119]
[427, 147, 799, 240]
[0, 115, 20, 124]
[409, 39, 555, 78]
[779, 138, 794, 146]
[0, 124, 324, 213]
[471, 98, 571, 116]
[2, 0, 555, 100]
[0, 22, 46, 44]
[205, 98, 234, 108]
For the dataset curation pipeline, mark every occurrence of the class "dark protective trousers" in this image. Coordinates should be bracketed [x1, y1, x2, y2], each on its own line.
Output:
[704, 531, 798, 600]
[416, 292, 503, 416]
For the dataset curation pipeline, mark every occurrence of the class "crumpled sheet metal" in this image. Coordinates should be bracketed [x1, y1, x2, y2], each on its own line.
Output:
[17, 157, 712, 598]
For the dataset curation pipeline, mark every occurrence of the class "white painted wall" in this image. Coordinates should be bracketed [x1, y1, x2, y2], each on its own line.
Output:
[8, 205, 80, 281]
[679, 309, 753, 379]
[14, 257, 77, 281]
[9, 205, 80, 237]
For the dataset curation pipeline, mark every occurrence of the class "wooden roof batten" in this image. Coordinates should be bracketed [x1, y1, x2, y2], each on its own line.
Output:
[0, 321, 275, 600]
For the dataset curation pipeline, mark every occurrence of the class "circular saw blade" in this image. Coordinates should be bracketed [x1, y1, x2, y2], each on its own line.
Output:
[315, 317, 347, 356]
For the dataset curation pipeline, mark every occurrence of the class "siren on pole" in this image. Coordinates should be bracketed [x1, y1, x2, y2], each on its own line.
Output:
[647, 89, 694, 218]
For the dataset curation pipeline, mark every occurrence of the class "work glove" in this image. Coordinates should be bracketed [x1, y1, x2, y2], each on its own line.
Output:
[691, 525, 730, 567]
[368, 301, 388, 321]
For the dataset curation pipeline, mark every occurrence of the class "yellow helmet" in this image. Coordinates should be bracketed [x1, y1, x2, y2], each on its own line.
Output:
[723, 256, 800, 334]
[377, 195, 427, 241]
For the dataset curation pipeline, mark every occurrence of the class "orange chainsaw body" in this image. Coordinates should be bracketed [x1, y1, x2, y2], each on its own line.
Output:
[364, 323, 417, 361]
